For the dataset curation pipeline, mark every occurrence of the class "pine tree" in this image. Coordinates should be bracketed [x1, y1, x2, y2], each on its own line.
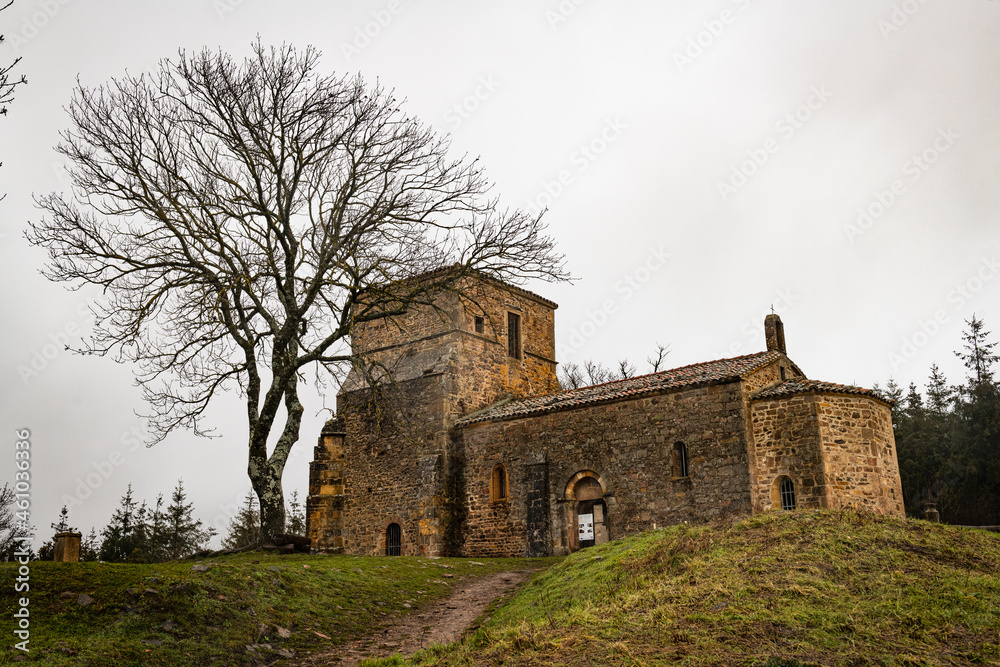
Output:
[286, 490, 306, 536]
[876, 378, 904, 429]
[160, 480, 215, 560]
[145, 493, 168, 562]
[956, 314, 999, 388]
[926, 363, 954, 414]
[100, 485, 150, 562]
[222, 492, 262, 550]
[949, 317, 1000, 524]
[51, 505, 75, 533]
[895, 382, 931, 514]
[80, 527, 101, 562]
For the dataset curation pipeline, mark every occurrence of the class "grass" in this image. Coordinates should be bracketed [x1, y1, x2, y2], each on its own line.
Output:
[376, 510, 1000, 666]
[1, 551, 550, 666]
[7, 511, 1000, 666]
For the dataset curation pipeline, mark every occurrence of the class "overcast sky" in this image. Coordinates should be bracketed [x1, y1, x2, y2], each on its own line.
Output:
[2, 0, 999, 546]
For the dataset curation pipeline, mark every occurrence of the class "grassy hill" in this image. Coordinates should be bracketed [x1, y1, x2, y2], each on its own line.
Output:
[383, 510, 1000, 666]
[5, 510, 999, 666]
[1, 551, 547, 666]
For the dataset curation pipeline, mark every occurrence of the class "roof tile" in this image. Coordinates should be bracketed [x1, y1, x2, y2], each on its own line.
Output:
[458, 350, 783, 425]
[751, 378, 892, 404]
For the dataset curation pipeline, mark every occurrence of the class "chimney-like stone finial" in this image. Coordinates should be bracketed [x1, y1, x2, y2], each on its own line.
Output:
[764, 314, 786, 354]
[53, 531, 82, 562]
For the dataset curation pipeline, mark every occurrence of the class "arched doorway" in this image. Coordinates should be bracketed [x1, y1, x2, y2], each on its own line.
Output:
[566, 473, 609, 550]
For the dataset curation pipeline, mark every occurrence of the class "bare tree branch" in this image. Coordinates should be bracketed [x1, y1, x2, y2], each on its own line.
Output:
[647, 342, 670, 372]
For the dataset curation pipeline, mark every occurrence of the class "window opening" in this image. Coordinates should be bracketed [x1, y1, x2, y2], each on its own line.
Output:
[474, 316, 484, 334]
[779, 478, 796, 510]
[672, 442, 689, 478]
[507, 313, 521, 359]
[491, 464, 508, 502]
[385, 523, 402, 556]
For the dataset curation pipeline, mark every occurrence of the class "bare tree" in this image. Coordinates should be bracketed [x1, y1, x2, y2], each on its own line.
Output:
[559, 343, 671, 390]
[647, 342, 670, 372]
[616, 358, 637, 379]
[584, 359, 612, 385]
[0, 483, 27, 559]
[1, 0, 27, 183]
[558, 361, 584, 390]
[0, 1, 26, 122]
[28, 43, 566, 537]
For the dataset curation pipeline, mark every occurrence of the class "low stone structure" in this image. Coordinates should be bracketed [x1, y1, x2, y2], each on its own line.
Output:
[307, 271, 904, 557]
[53, 531, 82, 562]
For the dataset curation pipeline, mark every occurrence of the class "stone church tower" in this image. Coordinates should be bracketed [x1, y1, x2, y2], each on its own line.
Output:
[307, 271, 561, 555]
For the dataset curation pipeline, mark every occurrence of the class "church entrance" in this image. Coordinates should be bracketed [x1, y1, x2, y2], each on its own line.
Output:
[571, 475, 608, 550]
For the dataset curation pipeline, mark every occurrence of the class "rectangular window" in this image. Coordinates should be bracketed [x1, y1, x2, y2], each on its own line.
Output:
[507, 312, 521, 359]
[474, 316, 484, 334]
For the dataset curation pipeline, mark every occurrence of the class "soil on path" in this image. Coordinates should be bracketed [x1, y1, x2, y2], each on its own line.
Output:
[301, 569, 532, 666]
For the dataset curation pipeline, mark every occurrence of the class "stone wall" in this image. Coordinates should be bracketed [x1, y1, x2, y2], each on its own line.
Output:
[334, 375, 451, 556]
[306, 422, 347, 553]
[347, 276, 558, 414]
[815, 394, 904, 516]
[750, 394, 827, 510]
[459, 381, 754, 557]
[740, 358, 801, 511]
[315, 274, 562, 557]
[749, 392, 905, 517]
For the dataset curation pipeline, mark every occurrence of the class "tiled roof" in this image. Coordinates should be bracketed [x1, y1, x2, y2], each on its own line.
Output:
[751, 379, 892, 404]
[458, 350, 784, 425]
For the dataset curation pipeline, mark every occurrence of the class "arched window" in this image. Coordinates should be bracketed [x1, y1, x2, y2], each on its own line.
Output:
[779, 478, 796, 511]
[490, 464, 508, 503]
[385, 523, 402, 556]
[672, 442, 689, 478]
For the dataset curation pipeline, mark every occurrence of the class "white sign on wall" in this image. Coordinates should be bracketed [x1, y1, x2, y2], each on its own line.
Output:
[578, 513, 594, 541]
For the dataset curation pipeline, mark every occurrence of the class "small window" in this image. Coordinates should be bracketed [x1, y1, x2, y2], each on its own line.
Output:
[507, 313, 521, 359]
[780, 366, 786, 381]
[779, 478, 796, 510]
[385, 523, 402, 556]
[490, 464, 508, 503]
[474, 316, 484, 334]
[672, 442, 689, 478]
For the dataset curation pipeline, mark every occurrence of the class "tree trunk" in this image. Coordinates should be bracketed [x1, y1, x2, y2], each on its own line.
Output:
[247, 361, 304, 542]
[253, 466, 286, 541]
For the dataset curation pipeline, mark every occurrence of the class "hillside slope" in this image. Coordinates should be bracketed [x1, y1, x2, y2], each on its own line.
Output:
[1, 552, 547, 665]
[395, 510, 1000, 666]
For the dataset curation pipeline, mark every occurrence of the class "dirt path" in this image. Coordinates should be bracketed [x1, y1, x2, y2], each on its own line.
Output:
[301, 570, 532, 666]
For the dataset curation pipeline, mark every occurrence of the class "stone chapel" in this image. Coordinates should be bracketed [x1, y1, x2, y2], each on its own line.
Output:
[306, 270, 904, 557]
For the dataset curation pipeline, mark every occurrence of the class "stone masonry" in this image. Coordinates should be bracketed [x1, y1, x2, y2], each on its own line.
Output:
[307, 272, 905, 557]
